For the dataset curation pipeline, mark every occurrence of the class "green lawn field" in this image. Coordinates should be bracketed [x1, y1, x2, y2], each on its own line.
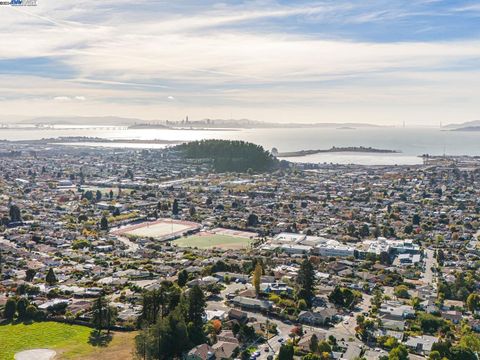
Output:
[173, 234, 253, 249]
[0, 322, 135, 360]
[0, 322, 91, 360]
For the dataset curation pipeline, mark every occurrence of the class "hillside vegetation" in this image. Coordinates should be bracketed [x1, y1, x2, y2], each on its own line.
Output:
[176, 139, 278, 172]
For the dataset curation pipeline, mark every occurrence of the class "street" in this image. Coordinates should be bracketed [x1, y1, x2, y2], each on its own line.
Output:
[422, 248, 437, 286]
[207, 283, 292, 359]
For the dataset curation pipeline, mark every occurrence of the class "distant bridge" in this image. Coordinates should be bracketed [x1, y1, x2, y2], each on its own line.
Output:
[0, 124, 130, 130]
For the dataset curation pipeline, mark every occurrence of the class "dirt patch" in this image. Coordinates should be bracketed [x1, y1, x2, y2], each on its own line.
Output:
[58, 331, 136, 360]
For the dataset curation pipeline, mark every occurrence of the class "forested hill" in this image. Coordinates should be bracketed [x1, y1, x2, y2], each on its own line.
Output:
[176, 139, 279, 172]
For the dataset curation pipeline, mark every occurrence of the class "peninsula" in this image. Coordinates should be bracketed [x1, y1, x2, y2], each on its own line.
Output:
[277, 146, 400, 157]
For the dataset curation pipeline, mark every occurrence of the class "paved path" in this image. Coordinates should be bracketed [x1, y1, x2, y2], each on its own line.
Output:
[422, 249, 437, 286]
[15, 349, 56, 360]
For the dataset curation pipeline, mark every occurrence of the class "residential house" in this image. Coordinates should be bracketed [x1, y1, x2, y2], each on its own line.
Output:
[186, 344, 214, 360]
[404, 335, 439, 355]
[212, 341, 238, 359]
[231, 296, 273, 311]
[298, 308, 337, 326]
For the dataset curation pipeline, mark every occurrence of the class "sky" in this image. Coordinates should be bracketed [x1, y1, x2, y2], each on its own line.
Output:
[0, 0, 479, 125]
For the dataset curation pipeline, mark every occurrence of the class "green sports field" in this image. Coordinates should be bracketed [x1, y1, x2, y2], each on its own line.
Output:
[173, 233, 253, 249]
[0, 322, 91, 360]
[0, 322, 135, 360]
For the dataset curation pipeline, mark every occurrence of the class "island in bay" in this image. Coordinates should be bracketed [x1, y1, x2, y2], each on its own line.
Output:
[276, 146, 400, 157]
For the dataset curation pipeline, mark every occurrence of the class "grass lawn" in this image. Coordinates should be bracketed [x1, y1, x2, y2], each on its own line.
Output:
[0, 322, 136, 360]
[173, 234, 253, 249]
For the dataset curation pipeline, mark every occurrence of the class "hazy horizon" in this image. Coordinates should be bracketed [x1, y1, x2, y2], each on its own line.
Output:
[1, 1, 479, 126]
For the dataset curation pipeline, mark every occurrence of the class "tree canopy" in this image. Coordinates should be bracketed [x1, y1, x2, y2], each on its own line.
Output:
[135, 285, 207, 360]
[176, 139, 279, 172]
[297, 258, 316, 308]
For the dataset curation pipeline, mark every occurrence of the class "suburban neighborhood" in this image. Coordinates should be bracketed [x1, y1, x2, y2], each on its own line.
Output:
[1, 141, 480, 360]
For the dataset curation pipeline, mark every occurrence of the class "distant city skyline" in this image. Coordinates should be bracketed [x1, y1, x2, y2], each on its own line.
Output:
[1, 0, 480, 125]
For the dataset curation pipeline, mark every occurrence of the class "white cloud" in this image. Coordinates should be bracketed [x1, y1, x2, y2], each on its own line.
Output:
[53, 95, 86, 101]
[53, 96, 71, 101]
[0, 1, 479, 125]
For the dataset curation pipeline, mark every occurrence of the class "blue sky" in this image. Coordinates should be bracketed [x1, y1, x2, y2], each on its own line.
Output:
[0, 0, 479, 125]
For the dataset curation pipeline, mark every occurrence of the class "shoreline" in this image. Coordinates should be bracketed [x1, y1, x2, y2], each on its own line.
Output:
[0, 137, 185, 145]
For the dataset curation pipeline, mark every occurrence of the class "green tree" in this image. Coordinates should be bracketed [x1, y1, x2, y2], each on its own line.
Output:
[187, 285, 206, 345]
[309, 333, 319, 353]
[177, 139, 278, 172]
[247, 213, 259, 227]
[253, 262, 262, 296]
[9, 204, 21, 222]
[431, 341, 451, 359]
[388, 344, 409, 360]
[136, 303, 191, 360]
[297, 258, 316, 308]
[25, 304, 38, 320]
[25, 269, 36, 282]
[449, 346, 476, 360]
[298, 299, 307, 310]
[0, 250, 3, 280]
[4, 298, 16, 320]
[466, 293, 480, 312]
[140, 283, 181, 326]
[278, 343, 294, 360]
[394, 285, 410, 299]
[303, 354, 321, 360]
[412, 214, 421, 225]
[17, 297, 29, 319]
[411, 296, 421, 310]
[371, 288, 383, 310]
[163, 307, 190, 357]
[177, 269, 188, 287]
[172, 199, 179, 216]
[360, 224, 370, 237]
[91, 296, 118, 333]
[436, 250, 445, 266]
[45, 267, 57, 286]
[329, 286, 361, 309]
[459, 334, 480, 353]
[383, 337, 398, 349]
[83, 190, 94, 201]
[100, 216, 109, 231]
[417, 313, 447, 334]
[317, 341, 332, 354]
[404, 224, 413, 234]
